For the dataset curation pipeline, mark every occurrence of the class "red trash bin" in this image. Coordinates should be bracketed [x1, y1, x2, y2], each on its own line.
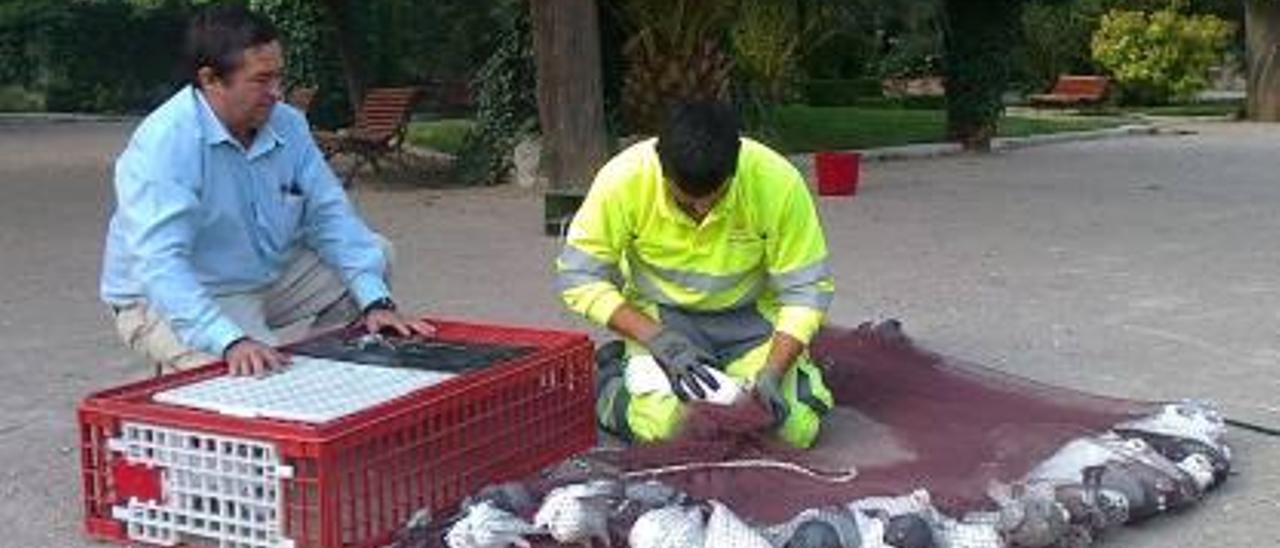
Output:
[815, 151, 861, 197]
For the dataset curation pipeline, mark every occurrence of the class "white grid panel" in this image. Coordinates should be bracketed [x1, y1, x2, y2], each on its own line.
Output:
[108, 421, 295, 548]
[153, 356, 456, 423]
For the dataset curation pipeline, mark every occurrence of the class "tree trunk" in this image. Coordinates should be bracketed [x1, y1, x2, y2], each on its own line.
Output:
[319, 0, 366, 117]
[1245, 0, 1280, 121]
[530, 0, 608, 191]
[942, 0, 1022, 150]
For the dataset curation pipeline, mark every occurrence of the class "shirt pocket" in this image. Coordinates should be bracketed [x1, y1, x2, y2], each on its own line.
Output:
[721, 230, 767, 271]
[254, 184, 306, 253]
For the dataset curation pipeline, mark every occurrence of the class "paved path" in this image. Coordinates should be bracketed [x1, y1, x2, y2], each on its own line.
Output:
[0, 120, 1275, 546]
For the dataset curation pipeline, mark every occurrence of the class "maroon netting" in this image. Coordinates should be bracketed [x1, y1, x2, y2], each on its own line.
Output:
[391, 321, 1161, 548]
[586, 320, 1152, 523]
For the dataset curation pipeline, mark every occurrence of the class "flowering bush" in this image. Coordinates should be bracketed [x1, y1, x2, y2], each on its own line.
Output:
[1091, 7, 1233, 104]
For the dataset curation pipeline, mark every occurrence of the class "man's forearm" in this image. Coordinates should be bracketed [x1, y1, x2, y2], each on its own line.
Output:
[606, 303, 662, 344]
[764, 331, 805, 376]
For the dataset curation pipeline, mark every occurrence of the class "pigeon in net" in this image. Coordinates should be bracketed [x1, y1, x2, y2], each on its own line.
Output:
[533, 479, 621, 547]
[628, 505, 707, 548]
[445, 501, 539, 548]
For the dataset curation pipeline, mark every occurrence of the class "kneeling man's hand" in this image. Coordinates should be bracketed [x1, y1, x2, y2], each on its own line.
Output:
[753, 368, 789, 427]
[225, 338, 291, 377]
[363, 308, 436, 339]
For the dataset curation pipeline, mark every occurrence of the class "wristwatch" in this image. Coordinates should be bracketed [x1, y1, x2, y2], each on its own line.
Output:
[362, 297, 397, 315]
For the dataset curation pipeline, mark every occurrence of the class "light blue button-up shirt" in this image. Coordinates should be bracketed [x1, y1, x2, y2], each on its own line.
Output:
[101, 86, 390, 355]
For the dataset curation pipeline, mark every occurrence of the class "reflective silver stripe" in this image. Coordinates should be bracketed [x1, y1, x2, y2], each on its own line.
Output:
[629, 251, 759, 294]
[632, 269, 681, 306]
[555, 271, 616, 293]
[778, 287, 835, 310]
[556, 245, 622, 291]
[730, 277, 768, 308]
[770, 260, 832, 290]
[773, 260, 834, 310]
[633, 267, 769, 310]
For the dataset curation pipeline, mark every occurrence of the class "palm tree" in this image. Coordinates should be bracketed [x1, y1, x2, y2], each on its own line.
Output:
[613, 0, 738, 134]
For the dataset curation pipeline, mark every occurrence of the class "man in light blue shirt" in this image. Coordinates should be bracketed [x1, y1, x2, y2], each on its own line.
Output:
[101, 5, 432, 376]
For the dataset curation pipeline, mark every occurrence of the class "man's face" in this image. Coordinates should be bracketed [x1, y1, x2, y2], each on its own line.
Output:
[667, 178, 728, 223]
[201, 41, 283, 134]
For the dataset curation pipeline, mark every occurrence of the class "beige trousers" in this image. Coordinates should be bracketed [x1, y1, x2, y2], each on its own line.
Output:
[113, 238, 392, 374]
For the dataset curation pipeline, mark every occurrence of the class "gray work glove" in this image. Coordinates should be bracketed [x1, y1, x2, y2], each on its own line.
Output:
[754, 368, 790, 427]
[644, 328, 721, 401]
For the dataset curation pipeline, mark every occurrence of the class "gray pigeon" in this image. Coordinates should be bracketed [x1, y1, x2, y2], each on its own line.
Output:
[884, 513, 935, 548]
[788, 519, 844, 548]
[764, 506, 863, 548]
[986, 482, 1069, 548]
[1115, 428, 1230, 487]
[465, 482, 537, 517]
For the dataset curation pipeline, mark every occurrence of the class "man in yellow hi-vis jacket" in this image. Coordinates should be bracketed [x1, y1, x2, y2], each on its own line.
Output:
[555, 101, 835, 449]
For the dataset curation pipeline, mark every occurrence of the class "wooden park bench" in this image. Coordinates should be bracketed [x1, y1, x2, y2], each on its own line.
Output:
[1029, 75, 1110, 107]
[314, 87, 423, 186]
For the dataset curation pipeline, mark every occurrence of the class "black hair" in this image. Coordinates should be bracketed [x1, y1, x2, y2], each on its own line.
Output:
[184, 3, 280, 89]
[656, 100, 742, 198]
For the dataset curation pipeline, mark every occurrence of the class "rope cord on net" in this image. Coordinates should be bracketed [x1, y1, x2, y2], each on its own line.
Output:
[620, 458, 858, 484]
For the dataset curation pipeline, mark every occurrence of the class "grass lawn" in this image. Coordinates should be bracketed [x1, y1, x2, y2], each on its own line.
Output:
[407, 118, 475, 155]
[763, 105, 1127, 153]
[408, 105, 1131, 157]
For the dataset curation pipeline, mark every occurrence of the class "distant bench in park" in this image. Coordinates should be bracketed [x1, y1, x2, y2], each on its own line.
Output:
[1029, 75, 1110, 107]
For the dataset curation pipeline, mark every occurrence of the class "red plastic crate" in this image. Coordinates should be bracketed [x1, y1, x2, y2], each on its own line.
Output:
[80, 318, 596, 548]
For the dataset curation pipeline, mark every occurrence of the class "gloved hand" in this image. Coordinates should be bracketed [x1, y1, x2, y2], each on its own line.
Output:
[754, 368, 789, 426]
[644, 328, 721, 401]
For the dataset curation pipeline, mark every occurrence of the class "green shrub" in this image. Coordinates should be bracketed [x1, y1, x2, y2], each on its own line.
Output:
[803, 78, 883, 106]
[250, 0, 354, 128]
[453, 1, 538, 186]
[40, 1, 190, 113]
[1091, 7, 1234, 104]
[876, 28, 943, 81]
[0, 85, 44, 112]
[1017, 2, 1100, 93]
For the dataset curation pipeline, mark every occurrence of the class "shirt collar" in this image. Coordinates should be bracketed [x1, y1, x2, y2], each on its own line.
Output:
[192, 86, 285, 158]
[653, 160, 739, 228]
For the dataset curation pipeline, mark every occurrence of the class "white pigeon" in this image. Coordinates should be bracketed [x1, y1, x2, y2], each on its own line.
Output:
[446, 501, 539, 548]
[932, 516, 1003, 548]
[1177, 453, 1216, 493]
[853, 511, 895, 548]
[703, 501, 772, 548]
[1027, 437, 1120, 484]
[1118, 401, 1230, 459]
[848, 488, 936, 518]
[533, 479, 620, 547]
[629, 505, 707, 548]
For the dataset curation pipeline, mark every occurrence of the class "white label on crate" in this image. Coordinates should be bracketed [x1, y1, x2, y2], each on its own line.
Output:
[153, 356, 456, 423]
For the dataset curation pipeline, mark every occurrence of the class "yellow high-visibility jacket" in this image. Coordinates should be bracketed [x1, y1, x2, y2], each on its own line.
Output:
[556, 137, 834, 349]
